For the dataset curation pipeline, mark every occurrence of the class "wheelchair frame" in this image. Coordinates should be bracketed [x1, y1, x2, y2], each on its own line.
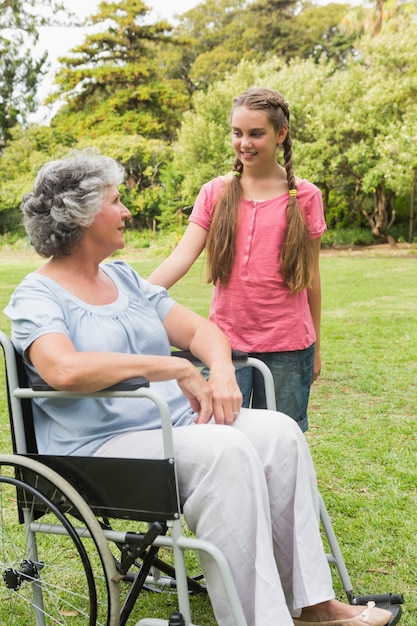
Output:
[0, 331, 403, 626]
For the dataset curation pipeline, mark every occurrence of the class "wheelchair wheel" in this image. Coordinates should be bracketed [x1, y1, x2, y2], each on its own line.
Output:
[0, 455, 120, 626]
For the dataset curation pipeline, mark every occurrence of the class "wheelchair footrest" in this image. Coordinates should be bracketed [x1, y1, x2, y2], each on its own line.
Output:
[352, 592, 404, 606]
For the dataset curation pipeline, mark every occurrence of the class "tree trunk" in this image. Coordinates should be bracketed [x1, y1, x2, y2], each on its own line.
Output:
[360, 182, 395, 241]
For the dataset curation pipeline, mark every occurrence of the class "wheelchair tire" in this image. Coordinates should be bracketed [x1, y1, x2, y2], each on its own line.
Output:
[0, 454, 120, 626]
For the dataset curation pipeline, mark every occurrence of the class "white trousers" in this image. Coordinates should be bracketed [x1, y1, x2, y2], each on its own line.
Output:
[95, 409, 335, 626]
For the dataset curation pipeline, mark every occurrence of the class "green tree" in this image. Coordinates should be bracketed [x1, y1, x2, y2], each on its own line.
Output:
[74, 134, 172, 229]
[49, 0, 190, 141]
[0, 123, 75, 232]
[170, 0, 362, 92]
[0, 1, 186, 233]
[0, 123, 171, 233]
[290, 2, 360, 65]
[344, 22, 417, 236]
[295, 1, 417, 237]
[173, 0, 254, 89]
[0, 0, 63, 148]
[166, 14, 417, 241]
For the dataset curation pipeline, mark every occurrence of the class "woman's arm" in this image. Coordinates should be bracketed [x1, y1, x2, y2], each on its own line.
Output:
[28, 302, 242, 425]
[307, 238, 322, 382]
[28, 331, 216, 424]
[28, 332, 204, 394]
[147, 223, 208, 289]
[163, 303, 243, 424]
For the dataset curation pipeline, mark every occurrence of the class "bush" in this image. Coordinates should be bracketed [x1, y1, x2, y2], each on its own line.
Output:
[0, 208, 25, 237]
[321, 228, 377, 248]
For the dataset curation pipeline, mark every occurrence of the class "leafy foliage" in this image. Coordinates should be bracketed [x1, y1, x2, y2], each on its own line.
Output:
[165, 2, 417, 240]
[0, 0, 60, 147]
[49, 0, 190, 140]
[1, 0, 416, 242]
[0, 123, 171, 233]
[171, 0, 358, 90]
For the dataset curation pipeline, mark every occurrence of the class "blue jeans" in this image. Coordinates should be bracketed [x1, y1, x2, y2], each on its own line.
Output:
[235, 344, 315, 432]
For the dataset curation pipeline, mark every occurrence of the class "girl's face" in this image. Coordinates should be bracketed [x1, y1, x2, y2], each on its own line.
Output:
[231, 106, 286, 170]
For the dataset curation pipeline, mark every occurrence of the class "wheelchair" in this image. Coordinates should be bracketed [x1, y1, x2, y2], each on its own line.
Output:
[0, 331, 404, 625]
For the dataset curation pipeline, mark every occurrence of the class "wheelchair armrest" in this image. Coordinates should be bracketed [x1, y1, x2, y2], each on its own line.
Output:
[31, 377, 149, 392]
[31, 351, 248, 391]
[172, 349, 248, 366]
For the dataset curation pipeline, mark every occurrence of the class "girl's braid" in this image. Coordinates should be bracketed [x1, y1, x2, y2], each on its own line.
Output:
[282, 133, 296, 191]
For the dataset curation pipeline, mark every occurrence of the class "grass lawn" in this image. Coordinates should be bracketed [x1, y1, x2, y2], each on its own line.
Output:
[0, 243, 416, 625]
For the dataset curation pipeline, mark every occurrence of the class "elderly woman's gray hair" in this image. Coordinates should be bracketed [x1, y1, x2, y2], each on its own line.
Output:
[22, 150, 126, 258]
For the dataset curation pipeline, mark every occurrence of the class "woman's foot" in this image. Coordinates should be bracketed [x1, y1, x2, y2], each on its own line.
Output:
[294, 599, 393, 625]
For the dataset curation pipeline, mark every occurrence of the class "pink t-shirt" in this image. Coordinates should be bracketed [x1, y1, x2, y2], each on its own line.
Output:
[189, 176, 327, 352]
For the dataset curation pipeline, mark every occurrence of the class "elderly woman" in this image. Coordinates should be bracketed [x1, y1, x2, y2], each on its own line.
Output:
[4, 150, 394, 626]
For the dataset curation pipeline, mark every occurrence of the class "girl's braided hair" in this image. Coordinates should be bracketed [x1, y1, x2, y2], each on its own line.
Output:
[205, 88, 314, 293]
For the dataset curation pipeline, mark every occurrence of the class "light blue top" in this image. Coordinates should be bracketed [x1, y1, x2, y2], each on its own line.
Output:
[4, 261, 196, 455]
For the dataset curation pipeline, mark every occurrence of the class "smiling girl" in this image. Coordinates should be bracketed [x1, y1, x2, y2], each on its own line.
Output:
[149, 88, 326, 431]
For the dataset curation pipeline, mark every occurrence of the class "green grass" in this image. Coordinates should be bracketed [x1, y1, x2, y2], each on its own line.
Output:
[307, 254, 417, 624]
[0, 247, 416, 625]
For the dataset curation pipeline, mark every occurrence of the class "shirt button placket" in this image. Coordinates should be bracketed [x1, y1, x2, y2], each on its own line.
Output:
[242, 202, 257, 277]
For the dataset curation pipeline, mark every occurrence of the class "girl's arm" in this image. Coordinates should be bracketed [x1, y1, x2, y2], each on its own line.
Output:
[307, 238, 322, 382]
[147, 223, 208, 289]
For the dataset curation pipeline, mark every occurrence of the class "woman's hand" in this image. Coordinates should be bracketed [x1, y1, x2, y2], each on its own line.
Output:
[174, 360, 215, 423]
[204, 365, 242, 425]
[164, 303, 243, 424]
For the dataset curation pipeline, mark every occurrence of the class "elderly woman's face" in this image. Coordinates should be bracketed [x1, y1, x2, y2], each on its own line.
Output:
[83, 185, 131, 253]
